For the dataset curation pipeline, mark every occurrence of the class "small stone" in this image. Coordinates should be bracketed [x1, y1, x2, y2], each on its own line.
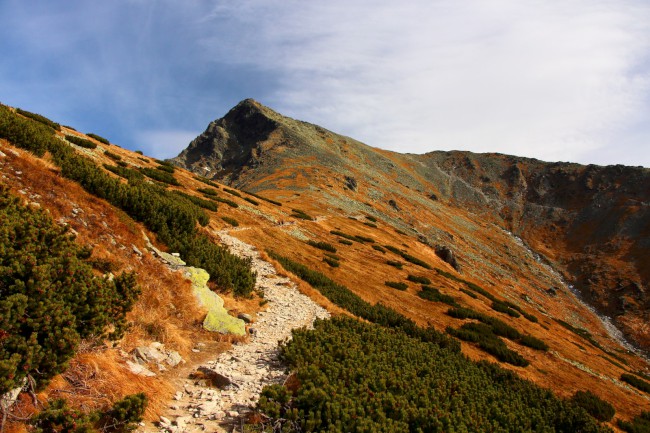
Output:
[238, 313, 253, 323]
[159, 416, 171, 426]
[173, 391, 183, 400]
[227, 410, 239, 418]
[166, 351, 183, 367]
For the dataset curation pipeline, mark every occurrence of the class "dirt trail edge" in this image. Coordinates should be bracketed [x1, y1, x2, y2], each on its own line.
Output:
[141, 229, 330, 433]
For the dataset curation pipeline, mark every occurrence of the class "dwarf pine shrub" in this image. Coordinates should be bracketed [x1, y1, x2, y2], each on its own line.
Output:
[0, 187, 140, 394]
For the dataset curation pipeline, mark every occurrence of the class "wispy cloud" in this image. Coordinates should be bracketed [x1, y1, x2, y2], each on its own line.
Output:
[201, 0, 650, 165]
[1, 1, 649, 165]
[134, 129, 199, 159]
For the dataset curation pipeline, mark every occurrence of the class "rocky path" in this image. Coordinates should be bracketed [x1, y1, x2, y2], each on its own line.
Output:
[145, 229, 330, 433]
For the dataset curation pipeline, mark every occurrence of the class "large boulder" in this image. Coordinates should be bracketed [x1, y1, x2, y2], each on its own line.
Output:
[185, 267, 246, 336]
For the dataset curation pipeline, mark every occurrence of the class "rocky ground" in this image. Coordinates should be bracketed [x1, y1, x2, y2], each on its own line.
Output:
[140, 229, 330, 433]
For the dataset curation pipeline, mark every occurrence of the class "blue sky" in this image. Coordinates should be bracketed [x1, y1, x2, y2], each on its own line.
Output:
[1, 1, 649, 166]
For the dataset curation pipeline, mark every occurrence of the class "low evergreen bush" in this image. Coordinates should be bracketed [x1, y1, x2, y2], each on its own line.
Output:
[221, 216, 239, 227]
[66, 134, 97, 149]
[0, 187, 140, 393]
[253, 318, 609, 433]
[139, 167, 180, 185]
[87, 133, 110, 145]
[418, 286, 458, 306]
[621, 373, 650, 393]
[307, 240, 337, 253]
[16, 108, 60, 130]
[31, 393, 147, 433]
[385, 281, 408, 291]
[291, 209, 313, 220]
[407, 274, 431, 285]
[619, 411, 650, 433]
[570, 390, 615, 422]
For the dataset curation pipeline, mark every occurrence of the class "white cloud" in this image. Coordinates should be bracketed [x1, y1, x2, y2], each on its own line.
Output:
[134, 129, 199, 159]
[201, 0, 650, 166]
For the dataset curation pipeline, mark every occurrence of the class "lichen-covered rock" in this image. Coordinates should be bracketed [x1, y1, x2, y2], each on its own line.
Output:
[185, 267, 246, 336]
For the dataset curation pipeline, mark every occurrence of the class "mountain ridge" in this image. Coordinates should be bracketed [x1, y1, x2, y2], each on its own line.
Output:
[173, 99, 650, 352]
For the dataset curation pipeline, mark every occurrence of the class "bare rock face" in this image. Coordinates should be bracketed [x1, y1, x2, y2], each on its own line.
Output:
[171, 99, 278, 184]
[435, 245, 460, 272]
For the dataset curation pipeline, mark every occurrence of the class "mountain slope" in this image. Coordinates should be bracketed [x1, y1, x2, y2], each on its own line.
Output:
[173, 99, 650, 353]
[2, 101, 649, 431]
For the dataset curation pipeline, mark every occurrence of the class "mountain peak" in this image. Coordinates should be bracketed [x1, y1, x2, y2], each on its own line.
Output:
[170, 99, 282, 182]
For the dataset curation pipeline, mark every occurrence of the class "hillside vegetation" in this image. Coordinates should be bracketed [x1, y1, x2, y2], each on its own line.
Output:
[253, 317, 610, 432]
[1, 101, 649, 431]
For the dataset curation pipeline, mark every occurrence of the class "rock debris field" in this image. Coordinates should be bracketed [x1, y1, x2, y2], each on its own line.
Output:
[144, 230, 330, 433]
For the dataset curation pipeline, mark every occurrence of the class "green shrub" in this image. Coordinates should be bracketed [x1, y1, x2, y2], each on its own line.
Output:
[198, 187, 219, 196]
[31, 393, 147, 433]
[372, 245, 386, 253]
[135, 150, 143, 155]
[447, 323, 529, 367]
[101, 393, 148, 432]
[492, 300, 521, 318]
[365, 215, 377, 222]
[330, 230, 374, 243]
[460, 288, 479, 299]
[407, 274, 431, 285]
[221, 216, 239, 227]
[385, 246, 431, 269]
[363, 221, 377, 228]
[244, 191, 282, 206]
[621, 373, 650, 393]
[87, 133, 110, 145]
[418, 286, 459, 306]
[16, 108, 60, 130]
[171, 191, 219, 211]
[255, 318, 609, 433]
[307, 240, 337, 253]
[212, 196, 239, 208]
[570, 390, 615, 422]
[104, 150, 122, 161]
[156, 164, 175, 173]
[446, 307, 548, 354]
[116, 160, 128, 167]
[137, 156, 149, 163]
[244, 196, 259, 206]
[139, 167, 180, 186]
[619, 412, 650, 433]
[223, 188, 241, 197]
[67, 134, 98, 149]
[0, 187, 140, 393]
[323, 256, 340, 268]
[386, 260, 403, 269]
[195, 176, 219, 188]
[385, 281, 408, 291]
[324, 253, 340, 261]
[103, 164, 144, 181]
[291, 209, 313, 220]
[338, 239, 353, 245]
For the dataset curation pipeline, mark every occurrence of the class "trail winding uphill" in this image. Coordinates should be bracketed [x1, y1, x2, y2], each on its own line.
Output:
[141, 229, 330, 433]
